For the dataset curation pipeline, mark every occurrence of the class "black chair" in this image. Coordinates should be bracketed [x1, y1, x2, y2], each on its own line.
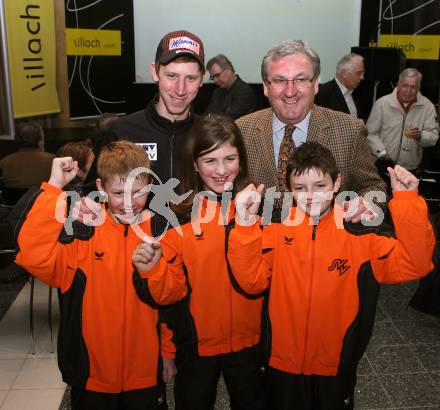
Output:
[0, 187, 29, 207]
[0, 200, 54, 354]
[419, 144, 440, 208]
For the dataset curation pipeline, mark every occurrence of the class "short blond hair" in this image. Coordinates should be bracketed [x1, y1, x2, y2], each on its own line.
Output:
[97, 141, 150, 184]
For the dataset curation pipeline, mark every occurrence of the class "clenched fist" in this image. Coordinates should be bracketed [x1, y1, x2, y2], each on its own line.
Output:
[132, 236, 162, 272]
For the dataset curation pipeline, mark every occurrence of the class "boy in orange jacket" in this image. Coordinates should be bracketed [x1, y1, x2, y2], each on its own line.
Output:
[228, 141, 435, 410]
[16, 141, 187, 410]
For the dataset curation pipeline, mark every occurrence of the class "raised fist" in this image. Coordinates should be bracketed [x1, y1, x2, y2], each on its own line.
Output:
[48, 157, 79, 189]
[388, 165, 419, 192]
[235, 183, 264, 226]
[132, 236, 162, 272]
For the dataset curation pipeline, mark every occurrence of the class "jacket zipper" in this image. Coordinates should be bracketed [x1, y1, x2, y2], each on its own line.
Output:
[311, 224, 317, 241]
[170, 124, 176, 178]
[301, 223, 318, 370]
[121, 224, 129, 390]
[395, 112, 407, 163]
[220, 202, 234, 350]
[229, 265, 233, 350]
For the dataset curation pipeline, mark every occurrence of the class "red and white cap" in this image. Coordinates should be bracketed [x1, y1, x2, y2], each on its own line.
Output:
[155, 30, 205, 69]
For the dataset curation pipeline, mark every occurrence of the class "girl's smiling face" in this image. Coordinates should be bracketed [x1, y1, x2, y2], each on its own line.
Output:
[195, 140, 240, 194]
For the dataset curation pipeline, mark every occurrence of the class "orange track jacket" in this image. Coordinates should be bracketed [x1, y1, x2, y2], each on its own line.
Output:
[227, 191, 435, 376]
[16, 183, 187, 393]
[136, 196, 264, 360]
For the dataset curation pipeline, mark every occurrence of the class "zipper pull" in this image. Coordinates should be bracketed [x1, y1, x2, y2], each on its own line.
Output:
[312, 224, 317, 240]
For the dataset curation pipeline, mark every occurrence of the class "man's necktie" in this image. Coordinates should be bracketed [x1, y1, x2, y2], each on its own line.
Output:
[277, 125, 295, 192]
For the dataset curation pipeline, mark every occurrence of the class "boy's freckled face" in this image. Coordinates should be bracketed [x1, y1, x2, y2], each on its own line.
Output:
[97, 175, 150, 223]
[289, 168, 341, 218]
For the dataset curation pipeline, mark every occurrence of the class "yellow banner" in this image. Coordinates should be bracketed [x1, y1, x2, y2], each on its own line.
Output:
[65, 28, 121, 56]
[379, 35, 440, 60]
[4, 0, 60, 118]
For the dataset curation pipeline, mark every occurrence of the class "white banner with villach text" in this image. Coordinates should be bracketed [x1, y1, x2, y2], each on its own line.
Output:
[4, 0, 60, 118]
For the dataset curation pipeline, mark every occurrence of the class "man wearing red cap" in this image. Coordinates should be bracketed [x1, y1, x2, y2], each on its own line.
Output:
[105, 30, 205, 183]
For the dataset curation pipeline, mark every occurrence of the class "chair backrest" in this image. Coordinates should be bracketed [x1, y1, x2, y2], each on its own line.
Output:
[0, 205, 16, 247]
[0, 187, 29, 207]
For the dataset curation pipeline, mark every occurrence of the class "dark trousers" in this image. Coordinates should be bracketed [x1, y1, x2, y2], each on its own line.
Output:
[267, 367, 356, 410]
[174, 345, 267, 410]
[70, 385, 167, 410]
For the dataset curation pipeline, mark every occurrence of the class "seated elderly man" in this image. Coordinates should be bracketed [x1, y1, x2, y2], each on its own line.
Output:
[367, 68, 439, 177]
[206, 54, 257, 120]
[0, 121, 55, 189]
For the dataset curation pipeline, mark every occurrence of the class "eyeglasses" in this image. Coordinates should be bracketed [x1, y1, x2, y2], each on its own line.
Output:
[267, 77, 315, 90]
[399, 83, 419, 92]
[209, 70, 224, 81]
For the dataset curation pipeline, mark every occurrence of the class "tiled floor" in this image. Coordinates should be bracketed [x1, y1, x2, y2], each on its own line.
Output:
[1, 278, 439, 409]
[0, 279, 65, 410]
[355, 281, 440, 409]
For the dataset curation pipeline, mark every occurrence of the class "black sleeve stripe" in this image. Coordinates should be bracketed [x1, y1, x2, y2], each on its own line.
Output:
[58, 222, 95, 244]
[132, 270, 161, 308]
[9, 187, 42, 242]
[224, 219, 264, 299]
[377, 249, 393, 260]
[344, 219, 396, 238]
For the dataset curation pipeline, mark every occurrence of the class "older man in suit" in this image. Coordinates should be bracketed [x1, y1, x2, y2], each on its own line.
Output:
[236, 41, 385, 221]
[315, 53, 364, 118]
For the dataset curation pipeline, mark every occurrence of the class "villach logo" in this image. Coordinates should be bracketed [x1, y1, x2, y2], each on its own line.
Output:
[20, 5, 46, 91]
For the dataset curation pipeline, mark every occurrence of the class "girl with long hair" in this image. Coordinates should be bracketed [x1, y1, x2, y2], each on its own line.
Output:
[135, 115, 266, 410]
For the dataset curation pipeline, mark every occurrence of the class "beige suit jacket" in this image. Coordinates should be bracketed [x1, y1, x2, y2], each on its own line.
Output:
[236, 105, 386, 198]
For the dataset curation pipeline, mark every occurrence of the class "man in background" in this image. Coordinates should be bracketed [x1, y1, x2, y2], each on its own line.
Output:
[206, 54, 257, 120]
[0, 121, 54, 189]
[236, 41, 385, 219]
[315, 53, 364, 118]
[0, 122, 55, 283]
[367, 67, 438, 178]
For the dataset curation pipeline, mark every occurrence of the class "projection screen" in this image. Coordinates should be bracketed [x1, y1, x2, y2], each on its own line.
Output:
[133, 0, 362, 84]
